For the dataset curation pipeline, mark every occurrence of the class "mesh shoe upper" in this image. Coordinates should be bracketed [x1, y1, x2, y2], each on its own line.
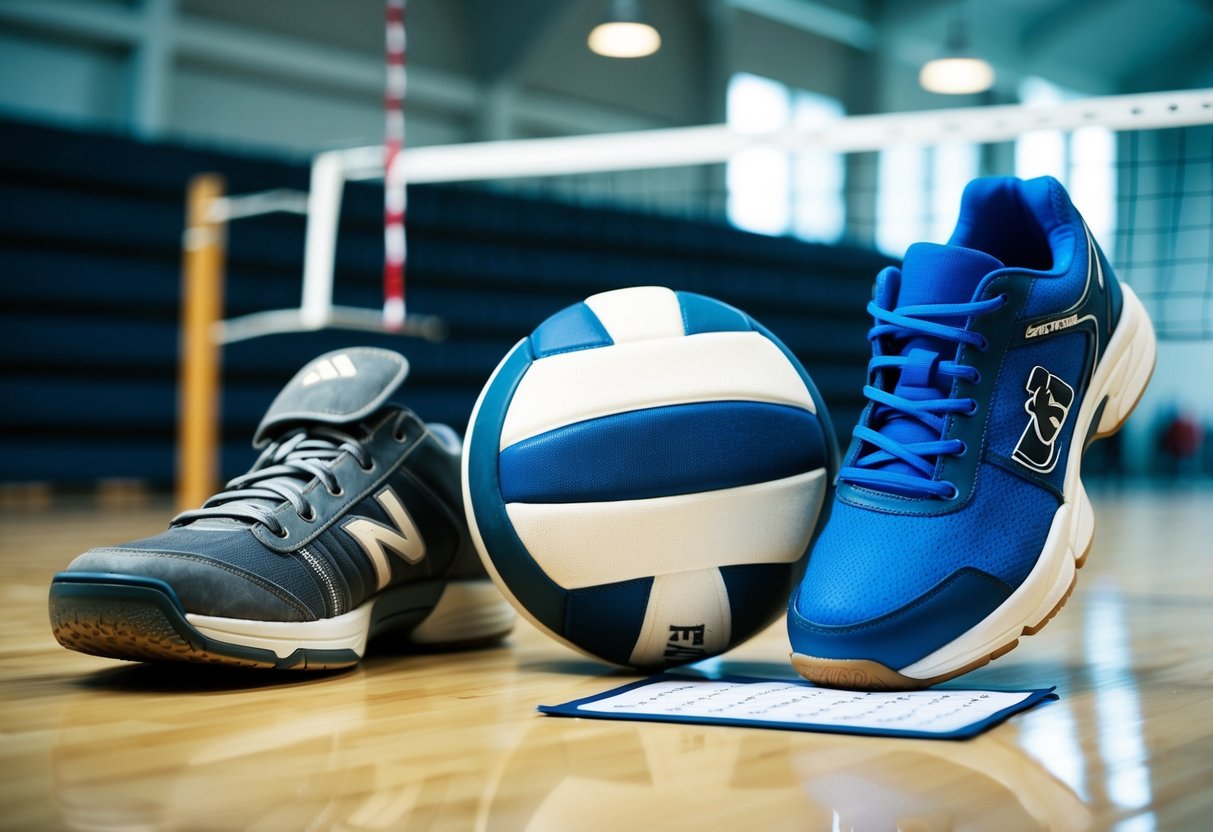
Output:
[790, 176, 1124, 667]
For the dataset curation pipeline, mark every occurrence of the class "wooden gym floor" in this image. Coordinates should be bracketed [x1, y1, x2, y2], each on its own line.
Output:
[2, 484, 1211, 832]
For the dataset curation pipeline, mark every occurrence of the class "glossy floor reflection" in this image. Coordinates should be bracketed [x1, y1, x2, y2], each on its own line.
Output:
[2, 485, 1212, 831]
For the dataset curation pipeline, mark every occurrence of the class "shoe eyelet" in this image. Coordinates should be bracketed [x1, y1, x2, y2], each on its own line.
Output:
[272, 526, 290, 540]
[298, 507, 316, 522]
[327, 484, 344, 497]
[941, 483, 960, 500]
[969, 369, 982, 385]
[393, 418, 410, 443]
[975, 334, 990, 352]
[955, 441, 968, 457]
[359, 459, 375, 472]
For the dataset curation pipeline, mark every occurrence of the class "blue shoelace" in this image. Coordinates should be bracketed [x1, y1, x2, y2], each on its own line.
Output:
[838, 293, 1008, 499]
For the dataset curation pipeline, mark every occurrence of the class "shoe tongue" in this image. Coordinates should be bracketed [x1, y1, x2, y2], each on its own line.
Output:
[897, 242, 1004, 307]
[253, 348, 410, 447]
[893, 242, 1004, 372]
[868, 244, 1003, 491]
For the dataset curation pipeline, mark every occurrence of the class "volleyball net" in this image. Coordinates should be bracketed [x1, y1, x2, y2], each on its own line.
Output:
[200, 87, 1213, 344]
[177, 87, 1213, 506]
[225, 88, 1211, 337]
[415, 88, 1212, 341]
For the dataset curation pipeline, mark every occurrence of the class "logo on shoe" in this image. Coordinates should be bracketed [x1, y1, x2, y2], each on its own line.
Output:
[1012, 366, 1075, 474]
[343, 487, 426, 590]
[1025, 314, 1080, 339]
[302, 353, 358, 386]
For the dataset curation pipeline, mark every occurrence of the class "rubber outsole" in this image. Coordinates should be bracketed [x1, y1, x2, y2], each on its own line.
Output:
[792, 285, 1157, 691]
[49, 576, 514, 670]
[791, 547, 1084, 691]
[50, 580, 307, 669]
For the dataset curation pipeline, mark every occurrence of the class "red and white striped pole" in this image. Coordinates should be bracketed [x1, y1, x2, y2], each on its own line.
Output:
[383, 0, 407, 330]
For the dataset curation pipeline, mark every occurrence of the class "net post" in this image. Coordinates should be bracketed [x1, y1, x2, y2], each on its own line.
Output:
[177, 173, 227, 512]
[383, 0, 408, 331]
[301, 151, 345, 329]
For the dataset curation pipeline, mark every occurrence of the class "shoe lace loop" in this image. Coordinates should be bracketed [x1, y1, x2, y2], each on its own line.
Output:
[839, 294, 1007, 499]
[173, 424, 379, 537]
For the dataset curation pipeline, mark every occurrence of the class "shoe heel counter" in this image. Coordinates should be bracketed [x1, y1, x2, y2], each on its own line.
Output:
[406, 431, 486, 581]
[445, 535, 491, 581]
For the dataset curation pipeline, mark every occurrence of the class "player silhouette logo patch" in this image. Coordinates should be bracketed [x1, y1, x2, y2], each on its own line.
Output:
[1012, 366, 1075, 474]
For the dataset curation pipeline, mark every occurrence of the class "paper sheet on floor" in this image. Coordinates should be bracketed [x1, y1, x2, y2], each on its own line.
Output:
[539, 674, 1056, 740]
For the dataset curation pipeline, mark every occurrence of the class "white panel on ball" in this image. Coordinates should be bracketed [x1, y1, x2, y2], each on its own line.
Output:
[503, 469, 827, 589]
[629, 570, 732, 667]
[584, 285, 684, 343]
[499, 331, 817, 449]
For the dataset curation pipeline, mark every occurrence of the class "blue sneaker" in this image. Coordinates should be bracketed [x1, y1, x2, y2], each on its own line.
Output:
[50, 348, 515, 669]
[788, 176, 1156, 689]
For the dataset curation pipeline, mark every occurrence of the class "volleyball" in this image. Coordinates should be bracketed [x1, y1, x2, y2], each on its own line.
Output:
[462, 286, 837, 668]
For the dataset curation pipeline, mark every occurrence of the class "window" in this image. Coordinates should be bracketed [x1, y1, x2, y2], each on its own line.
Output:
[931, 142, 981, 244]
[875, 141, 979, 257]
[792, 93, 847, 242]
[875, 144, 928, 256]
[726, 73, 845, 243]
[1016, 76, 1117, 244]
[1016, 77, 1068, 180]
[727, 73, 791, 236]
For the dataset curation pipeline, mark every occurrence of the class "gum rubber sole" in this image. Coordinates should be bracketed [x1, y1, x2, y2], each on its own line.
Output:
[53, 603, 284, 668]
[50, 576, 514, 671]
[51, 580, 360, 669]
[793, 331, 1156, 691]
[791, 556, 1082, 691]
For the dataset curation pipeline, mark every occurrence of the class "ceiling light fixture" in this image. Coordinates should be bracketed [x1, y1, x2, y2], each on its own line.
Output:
[588, 0, 661, 59]
[919, 17, 995, 95]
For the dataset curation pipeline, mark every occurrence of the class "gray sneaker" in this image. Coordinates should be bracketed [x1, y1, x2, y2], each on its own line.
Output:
[50, 348, 515, 669]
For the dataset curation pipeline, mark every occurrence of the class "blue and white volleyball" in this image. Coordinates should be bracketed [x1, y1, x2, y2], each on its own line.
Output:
[462, 286, 837, 668]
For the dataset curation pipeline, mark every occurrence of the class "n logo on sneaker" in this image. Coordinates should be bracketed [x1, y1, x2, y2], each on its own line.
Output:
[343, 487, 426, 590]
[1012, 366, 1075, 474]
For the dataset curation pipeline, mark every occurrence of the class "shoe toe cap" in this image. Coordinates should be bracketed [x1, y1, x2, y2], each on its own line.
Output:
[788, 566, 1014, 671]
[61, 547, 313, 622]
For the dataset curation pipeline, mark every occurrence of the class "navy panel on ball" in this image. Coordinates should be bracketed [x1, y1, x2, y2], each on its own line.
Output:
[676, 291, 753, 335]
[529, 302, 613, 358]
[466, 340, 571, 635]
[563, 578, 654, 666]
[498, 401, 828, 503]
[719, 563, 800, 649]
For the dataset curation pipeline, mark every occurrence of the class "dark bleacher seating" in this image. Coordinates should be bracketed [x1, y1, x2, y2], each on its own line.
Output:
[0, 117, 891, 486]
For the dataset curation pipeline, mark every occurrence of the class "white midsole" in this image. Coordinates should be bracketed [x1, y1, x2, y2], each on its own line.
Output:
[188, 604, 373, 659]
[187, 580, 514, 659]
[409, 581, 516, 644]
[898, 284, 1156, 680]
